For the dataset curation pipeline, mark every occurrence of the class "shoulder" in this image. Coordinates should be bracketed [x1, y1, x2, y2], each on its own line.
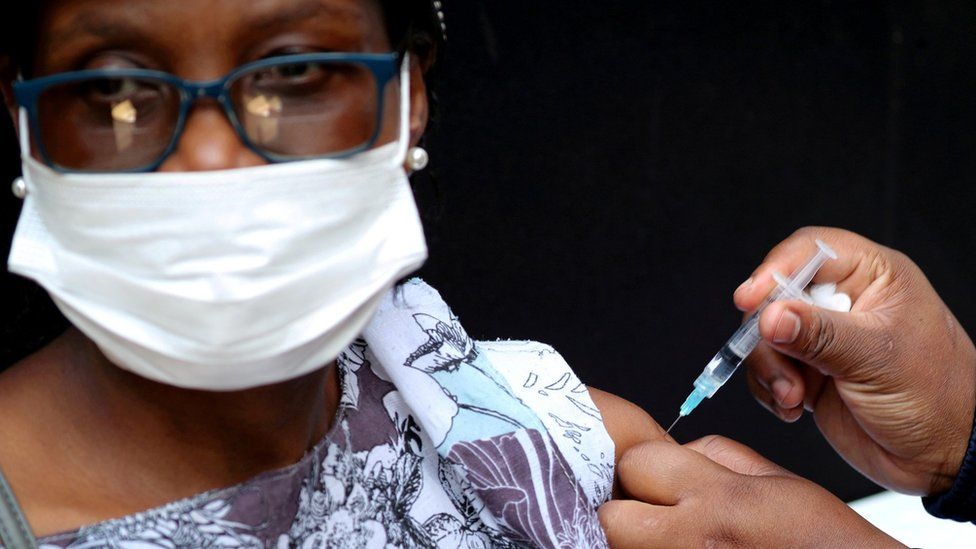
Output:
[0, 350, 76, 536]
[475, 339, 666, 458]
[474, 339, 667, 502]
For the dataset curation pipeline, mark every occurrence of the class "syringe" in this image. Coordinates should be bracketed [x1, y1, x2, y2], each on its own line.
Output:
[666, 239, 838, 434]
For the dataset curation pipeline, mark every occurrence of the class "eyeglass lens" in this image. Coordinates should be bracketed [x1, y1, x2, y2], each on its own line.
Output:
[35, 60, 382, 171]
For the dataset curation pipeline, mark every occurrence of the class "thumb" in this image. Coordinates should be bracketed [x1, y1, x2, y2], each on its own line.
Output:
[758, 300, 886, 379]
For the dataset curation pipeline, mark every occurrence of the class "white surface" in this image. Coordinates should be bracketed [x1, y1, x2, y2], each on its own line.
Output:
[849, 491, 974, 547]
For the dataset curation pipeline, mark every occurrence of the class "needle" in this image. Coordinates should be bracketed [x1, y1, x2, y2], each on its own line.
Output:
[666, 415, 681, 435]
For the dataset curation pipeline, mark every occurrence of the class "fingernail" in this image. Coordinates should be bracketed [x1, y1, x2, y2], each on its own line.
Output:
[773, 309, 801, 344]
[779, 406, 803, 423]
[736, 277, 754, 293]
[772, 378, 794, 407]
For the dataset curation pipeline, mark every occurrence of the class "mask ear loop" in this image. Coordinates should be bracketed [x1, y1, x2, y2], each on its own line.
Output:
[14, 71, 32, 161]
[17, 108, 30, 159]
[13, 69, 36, 198]
[393, 52, 412, 168]
[12, 107, 32, 199]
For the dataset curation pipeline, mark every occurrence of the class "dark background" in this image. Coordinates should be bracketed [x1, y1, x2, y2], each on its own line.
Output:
[1, 1, 973, 504]
[409, 0, 976, 503]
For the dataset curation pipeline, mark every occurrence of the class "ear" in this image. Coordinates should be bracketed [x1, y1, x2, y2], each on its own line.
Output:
[0, 56, 20, 138]
[407, 54, 429, 148]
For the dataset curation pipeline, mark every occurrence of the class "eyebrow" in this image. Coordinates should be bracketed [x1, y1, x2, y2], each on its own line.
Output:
[241, 1, 367, 31]
[32, 12, 137, 75]
[44, 13, 146, 52]
[57, 1, 368, 39]
[37, 1, 372, 74]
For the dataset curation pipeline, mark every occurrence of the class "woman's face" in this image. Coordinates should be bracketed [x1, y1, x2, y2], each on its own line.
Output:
[16, 0, 427, 172]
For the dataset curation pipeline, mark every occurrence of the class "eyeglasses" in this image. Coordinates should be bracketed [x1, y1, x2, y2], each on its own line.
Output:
[13, 52, 401, 173]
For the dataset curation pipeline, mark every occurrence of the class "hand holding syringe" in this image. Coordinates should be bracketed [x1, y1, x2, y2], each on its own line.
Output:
[667, 239, 838, 433]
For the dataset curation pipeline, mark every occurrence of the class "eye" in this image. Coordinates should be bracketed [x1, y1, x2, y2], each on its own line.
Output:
[85, 77, 142, 102]
[277, 63, 318, 79]
[251, 62, 331, 89]
[72, 76, 169, 120]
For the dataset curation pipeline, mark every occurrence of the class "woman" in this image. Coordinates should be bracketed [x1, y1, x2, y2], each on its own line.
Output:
[0, 1, 911, 548]
[0, 0, 665, 546]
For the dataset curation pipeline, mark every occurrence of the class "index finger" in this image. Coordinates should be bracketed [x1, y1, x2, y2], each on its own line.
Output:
[733, 227, 891, 313]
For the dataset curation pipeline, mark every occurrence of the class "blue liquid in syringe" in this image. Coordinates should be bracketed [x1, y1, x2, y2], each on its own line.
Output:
[709, 344, 744, 382]
[679, 312, 762, 417]
[679, 345, 745, 417]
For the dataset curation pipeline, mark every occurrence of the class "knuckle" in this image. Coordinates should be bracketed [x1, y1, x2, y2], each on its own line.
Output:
[617, 441, 657, 475]
[792, 226, 838, 243]
[598, 501, 661, 540]
[705, 530, 750, 549]
[719, 473, 763, 507]
[635, 511, 665, 536]
[885, 247, 910, 268]
[691, 478, 760, 548]
[596, 501, 624, 530]
[865, 248, 896, 281]
[825, 226, 859, 242]
[803, 310, 836, 361]
[791, 226, 818, 239]
[796, 226, 868, 253]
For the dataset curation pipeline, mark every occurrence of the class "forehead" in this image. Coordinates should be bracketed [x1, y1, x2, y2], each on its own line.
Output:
[35, 0, 389, 74]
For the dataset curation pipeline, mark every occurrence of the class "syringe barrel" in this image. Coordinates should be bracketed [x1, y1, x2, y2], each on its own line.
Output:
[725, 241, 835, 357]
[681, 239, 839, 418]
[726, 312, 761, 358]
[695, 345, 743, 398]
[726, 284, 784, 357]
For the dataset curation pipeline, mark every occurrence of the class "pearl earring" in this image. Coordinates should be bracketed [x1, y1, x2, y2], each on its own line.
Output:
[407, 147, 430, 173]
[11, 178, 26, 199]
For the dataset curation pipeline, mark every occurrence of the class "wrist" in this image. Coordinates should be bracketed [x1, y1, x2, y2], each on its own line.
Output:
[929, 349, 976, 494]
[814, 505, 904, 549]
[796, 482, 904, 548]
[922, 396, 976, 521]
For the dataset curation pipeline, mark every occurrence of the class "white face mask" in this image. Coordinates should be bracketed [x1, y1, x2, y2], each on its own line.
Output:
[7, 56, 428, 391]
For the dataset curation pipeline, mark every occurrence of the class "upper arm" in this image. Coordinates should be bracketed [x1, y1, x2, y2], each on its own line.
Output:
[587, 387, 668, 467]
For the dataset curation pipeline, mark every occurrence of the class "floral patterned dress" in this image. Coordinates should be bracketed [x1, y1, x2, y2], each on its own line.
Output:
[31, 280, 615, 548]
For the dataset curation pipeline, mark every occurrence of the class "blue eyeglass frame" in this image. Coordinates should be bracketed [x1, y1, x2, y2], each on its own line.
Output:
[12, 52, 401, 173]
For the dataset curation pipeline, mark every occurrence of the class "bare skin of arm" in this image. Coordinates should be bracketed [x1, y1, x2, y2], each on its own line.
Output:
[587, 388, 670, 483]
[588, 388, 670, 499]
